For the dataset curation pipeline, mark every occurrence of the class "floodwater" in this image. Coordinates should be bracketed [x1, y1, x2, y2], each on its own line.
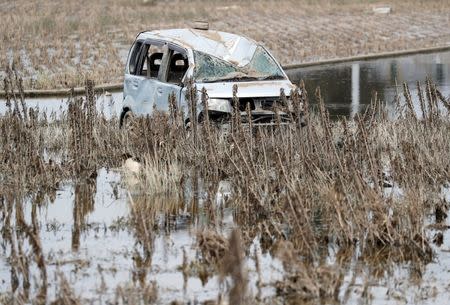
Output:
[286, 51, 450, 117]
[0, 168, 284, 304]
[0, 93, 122, 119]
[1, 167, 449, 304]
[1, 51, 450, 304]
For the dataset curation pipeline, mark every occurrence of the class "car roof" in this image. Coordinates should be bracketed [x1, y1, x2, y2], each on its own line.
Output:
[138, 28, 260, 67]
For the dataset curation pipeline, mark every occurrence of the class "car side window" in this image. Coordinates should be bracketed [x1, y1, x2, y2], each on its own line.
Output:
[139, 44, 165, 78]
[167, 50, 188, 84]
[128, 41, 142, 75]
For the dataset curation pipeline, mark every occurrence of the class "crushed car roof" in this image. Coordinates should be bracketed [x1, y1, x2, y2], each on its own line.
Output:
[139, 29, 259, 67]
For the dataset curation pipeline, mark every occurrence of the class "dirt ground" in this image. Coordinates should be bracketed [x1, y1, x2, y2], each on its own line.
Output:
[1, 0, 449, 89]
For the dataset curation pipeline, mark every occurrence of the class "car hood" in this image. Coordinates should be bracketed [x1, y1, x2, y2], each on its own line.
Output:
[195, 80, 296, 98]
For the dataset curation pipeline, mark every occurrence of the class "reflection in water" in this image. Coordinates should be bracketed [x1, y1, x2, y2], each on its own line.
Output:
[287, 51, 450, 117]
[72, 179, 96, 252]
[2, 194, 48, 304]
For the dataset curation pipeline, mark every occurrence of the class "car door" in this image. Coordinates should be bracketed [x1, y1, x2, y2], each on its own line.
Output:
[123, 41, 164, 115]
[153, 45, 189, 112]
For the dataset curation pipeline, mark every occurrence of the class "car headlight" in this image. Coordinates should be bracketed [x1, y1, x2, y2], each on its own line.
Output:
[207, 98, 232, 113]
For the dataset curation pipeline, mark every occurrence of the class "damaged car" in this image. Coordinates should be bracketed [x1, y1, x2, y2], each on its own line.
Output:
[121, 26, 304, 127]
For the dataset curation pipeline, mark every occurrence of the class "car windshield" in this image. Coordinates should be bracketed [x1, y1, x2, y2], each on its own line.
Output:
[193, 46, 285, 83]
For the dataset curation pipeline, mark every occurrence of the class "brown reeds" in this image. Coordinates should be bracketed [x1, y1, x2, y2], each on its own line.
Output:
[2, 67, 450, 303]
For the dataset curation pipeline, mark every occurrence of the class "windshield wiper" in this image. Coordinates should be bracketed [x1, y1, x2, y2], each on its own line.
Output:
[258, 75, 285, 81]
[222, 76, 260, 82]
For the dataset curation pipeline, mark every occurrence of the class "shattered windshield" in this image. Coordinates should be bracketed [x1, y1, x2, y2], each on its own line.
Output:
[193, 46, 285, 83]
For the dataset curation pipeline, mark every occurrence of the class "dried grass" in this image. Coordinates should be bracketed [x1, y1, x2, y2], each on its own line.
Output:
[1, 68, 450, 303]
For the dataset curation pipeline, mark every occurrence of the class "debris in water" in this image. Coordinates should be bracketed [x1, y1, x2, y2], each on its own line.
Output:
[124, 158, 141, 175]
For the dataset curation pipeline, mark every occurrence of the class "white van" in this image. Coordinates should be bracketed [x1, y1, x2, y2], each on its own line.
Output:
[121, 27, 303, 127]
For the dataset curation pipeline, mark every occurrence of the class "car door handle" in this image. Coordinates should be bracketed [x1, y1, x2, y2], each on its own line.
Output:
[157, 87, 163, 95]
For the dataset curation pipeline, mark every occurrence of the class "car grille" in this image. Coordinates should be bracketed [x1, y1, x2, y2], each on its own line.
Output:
[231, 97, 284, 112]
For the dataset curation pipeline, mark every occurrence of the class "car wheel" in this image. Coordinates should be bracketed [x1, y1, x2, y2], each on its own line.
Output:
[120, 109, 135, 130]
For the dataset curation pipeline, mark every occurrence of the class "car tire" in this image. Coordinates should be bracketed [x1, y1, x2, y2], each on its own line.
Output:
[120, 109, 134, 129]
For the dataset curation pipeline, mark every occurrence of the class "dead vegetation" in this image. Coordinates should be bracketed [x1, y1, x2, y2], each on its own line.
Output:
[1, 0, 450, 90]
[274, 240, 341, 301]
[1, 67, 450, 303]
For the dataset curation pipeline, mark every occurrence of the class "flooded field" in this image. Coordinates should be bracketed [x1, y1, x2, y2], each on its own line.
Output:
[1, 53, 450, 304]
